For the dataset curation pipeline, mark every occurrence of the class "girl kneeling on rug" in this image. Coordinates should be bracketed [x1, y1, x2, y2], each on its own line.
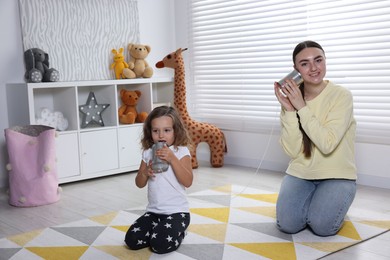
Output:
[273, 40, 357, 237]
[125, 106, 193, 254]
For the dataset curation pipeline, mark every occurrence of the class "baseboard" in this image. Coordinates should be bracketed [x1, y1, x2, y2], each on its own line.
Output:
[224, 156, 287, 173]
[197, 152, 390, 190]
[356, 174, 390, 189]
[197, 152, 287, 173]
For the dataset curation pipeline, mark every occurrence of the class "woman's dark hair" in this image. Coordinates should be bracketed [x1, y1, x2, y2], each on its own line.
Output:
[141, 106, 191, 150]
[292, 41, 325, 158]
[292, 40, 324, 64]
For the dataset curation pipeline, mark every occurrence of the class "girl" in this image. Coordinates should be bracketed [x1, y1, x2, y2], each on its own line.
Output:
[124, 106, 193, 254]
[274, 41, 357, 236]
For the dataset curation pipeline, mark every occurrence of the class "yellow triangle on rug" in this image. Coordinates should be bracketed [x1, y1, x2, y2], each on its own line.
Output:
[229, 242, 296, 260]
[26, 246, 88, 260]
[190, 207, 230, 223]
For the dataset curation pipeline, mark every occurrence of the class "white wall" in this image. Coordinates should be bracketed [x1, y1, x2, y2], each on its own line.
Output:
[0, 0, 26, 189]
[138, 0, 176, 77]
[1, 0, 389, 189]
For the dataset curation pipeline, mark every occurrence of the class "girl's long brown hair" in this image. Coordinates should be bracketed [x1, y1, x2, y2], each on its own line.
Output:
[141, 106, 192, 150]
[292, 41, 325, 158]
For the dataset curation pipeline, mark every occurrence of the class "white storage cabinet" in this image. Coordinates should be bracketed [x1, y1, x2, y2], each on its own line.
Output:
[9, 78, 173, 183]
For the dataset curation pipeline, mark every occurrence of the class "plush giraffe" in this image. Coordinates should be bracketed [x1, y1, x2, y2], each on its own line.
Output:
[156, 48, 227, 168]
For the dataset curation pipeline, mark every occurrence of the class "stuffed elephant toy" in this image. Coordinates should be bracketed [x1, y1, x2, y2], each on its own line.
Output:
[24, 48, 60, 83]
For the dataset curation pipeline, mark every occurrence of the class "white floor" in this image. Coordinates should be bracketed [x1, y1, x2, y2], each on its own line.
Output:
[0, 162, 389, 259]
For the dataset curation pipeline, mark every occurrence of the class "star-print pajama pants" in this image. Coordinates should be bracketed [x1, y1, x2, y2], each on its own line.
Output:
[125, 212, 190, 254]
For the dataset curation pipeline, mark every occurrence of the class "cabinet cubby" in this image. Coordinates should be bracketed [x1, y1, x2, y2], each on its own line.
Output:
[116, 83, 153, 126]
[77, 84, 117, 129]
[8, 77, 173, 183]
[31, 86, 78, 131]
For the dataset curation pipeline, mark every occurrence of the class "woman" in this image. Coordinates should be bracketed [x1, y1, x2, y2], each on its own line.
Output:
[274, 40, 357, 236]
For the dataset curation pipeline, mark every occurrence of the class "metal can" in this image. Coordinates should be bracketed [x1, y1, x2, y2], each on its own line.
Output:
[151, 141, 169, 172]
[278, 69, 303, 86]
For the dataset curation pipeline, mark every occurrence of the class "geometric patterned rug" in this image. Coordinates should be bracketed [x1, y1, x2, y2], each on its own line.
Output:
[0, 184, 389, 260]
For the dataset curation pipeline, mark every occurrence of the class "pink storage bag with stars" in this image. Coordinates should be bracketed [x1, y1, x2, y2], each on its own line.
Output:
[4, 125, 60, 207]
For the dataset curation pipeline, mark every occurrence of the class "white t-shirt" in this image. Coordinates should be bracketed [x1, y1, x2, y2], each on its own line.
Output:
[143, 146, 191, 214]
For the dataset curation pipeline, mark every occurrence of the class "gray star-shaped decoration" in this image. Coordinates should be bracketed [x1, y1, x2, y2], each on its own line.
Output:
[79, 92, 110, 128]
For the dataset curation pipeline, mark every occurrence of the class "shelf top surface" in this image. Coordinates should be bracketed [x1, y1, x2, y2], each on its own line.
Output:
[26, 77, 173, 88]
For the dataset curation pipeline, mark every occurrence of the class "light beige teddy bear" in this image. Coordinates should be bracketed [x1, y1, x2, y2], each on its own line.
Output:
[123, 43, 153, 78]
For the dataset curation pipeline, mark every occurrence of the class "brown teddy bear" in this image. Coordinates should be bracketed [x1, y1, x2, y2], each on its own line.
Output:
[123, 43, 153, 78]
[118, 89, 148, 124]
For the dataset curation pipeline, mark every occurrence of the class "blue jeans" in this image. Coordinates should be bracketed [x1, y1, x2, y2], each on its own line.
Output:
[276, 175, 356, 236]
